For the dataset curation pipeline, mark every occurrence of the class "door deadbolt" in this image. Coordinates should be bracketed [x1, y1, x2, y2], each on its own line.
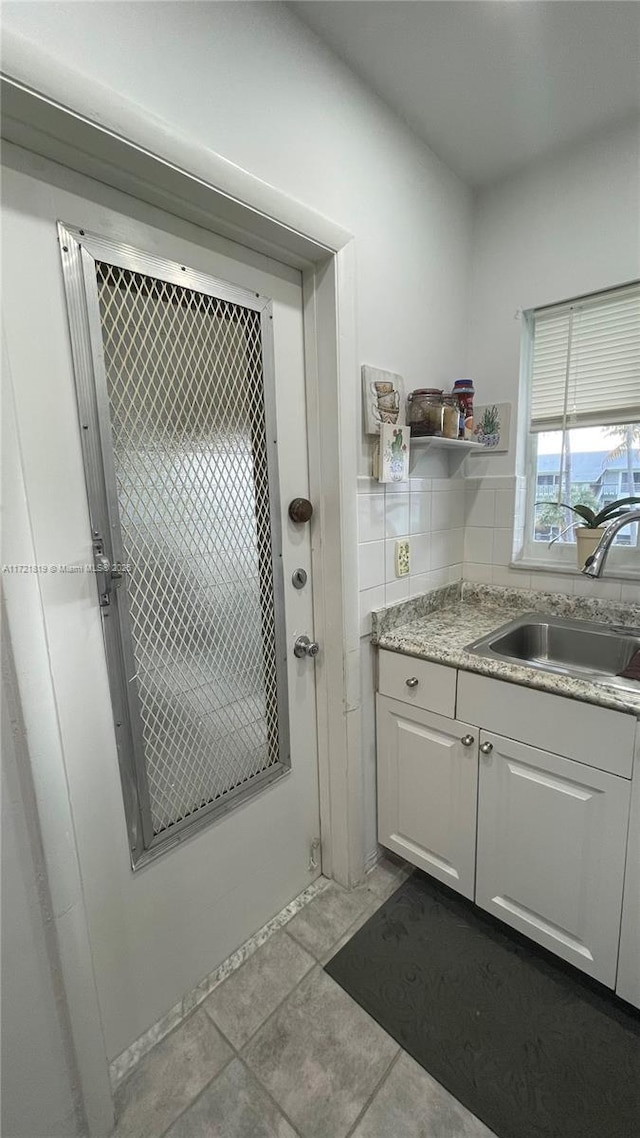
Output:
[292, 568, 308, 589]
[288, 497, 313, 524]
[294, 635, 320, 659]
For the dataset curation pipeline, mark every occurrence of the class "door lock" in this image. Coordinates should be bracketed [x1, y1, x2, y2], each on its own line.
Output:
[292, 568, 308, 590]
[294, 635, 320, 659]
[93, 536, 123, 607]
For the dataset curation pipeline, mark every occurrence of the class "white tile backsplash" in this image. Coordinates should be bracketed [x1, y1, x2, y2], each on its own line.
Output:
[358, 583, 385, 637]
[432, 490, 463, 531]
[385, 493, 410, 538]
[494, 489, 516, 528]
[465, 487, 495, 528]
[572, 575, 622, 601]
[464, 525, 494, 564]
[492, 527, 514, 566]
[527, 571, 579, 596]
[385, 578, 410, 605]
[409, 533, 431, 576]
[491, 565, 531, 589]
[358, 471, 639, 640]
[463, 561, 493, 584]
[409, 492, 431, 535]
[431, 527, 463, 570]
[409, 572, 431, 595]
[358, 539, 385, 591]
[357, 493, 385, 544]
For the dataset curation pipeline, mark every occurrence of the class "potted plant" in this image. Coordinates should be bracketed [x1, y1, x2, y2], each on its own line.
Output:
[537, 496, 640, 568]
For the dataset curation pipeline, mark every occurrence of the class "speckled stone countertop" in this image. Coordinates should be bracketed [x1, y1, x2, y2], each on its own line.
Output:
[371, 582, 640, 717]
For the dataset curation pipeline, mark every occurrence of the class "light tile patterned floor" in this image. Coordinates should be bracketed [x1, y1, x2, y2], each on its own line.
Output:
[112, 858, 494, 1138]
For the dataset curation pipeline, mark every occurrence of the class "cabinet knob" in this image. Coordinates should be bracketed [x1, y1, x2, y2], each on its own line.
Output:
[480, 741, 493, 755]
[460, 734, 475, 747]
[405, 677, 419, 688]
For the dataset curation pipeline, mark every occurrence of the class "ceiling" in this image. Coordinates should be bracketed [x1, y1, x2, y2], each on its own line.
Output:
[289, 1, 640, 186]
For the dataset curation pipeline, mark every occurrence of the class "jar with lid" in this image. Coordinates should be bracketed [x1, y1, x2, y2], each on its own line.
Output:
[408, 389, 444, 436]
[452, 379, 474, 439]
[442, 395, 460, 439]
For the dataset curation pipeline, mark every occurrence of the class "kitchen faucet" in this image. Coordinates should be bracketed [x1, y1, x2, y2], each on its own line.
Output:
[581, 509, 640, 578]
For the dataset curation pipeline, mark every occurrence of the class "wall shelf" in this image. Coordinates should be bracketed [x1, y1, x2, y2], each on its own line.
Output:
[409, 434, 485, 475]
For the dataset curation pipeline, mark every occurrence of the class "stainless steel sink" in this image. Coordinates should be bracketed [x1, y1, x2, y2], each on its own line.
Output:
[465, 614, 640, 694]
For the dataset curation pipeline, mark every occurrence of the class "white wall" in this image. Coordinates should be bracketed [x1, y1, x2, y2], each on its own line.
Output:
[2, 0, 472, 483]
[464, 120, 640, 603]
[467, 118, 640, 480]
[1, 639, 83, 1138]
[1, 0, 473, 1057]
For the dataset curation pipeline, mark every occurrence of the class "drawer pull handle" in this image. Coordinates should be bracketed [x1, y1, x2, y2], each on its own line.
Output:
[460, 734, 475, 747]
[480, 741, 493, 755]
[405, 677, 419, 688]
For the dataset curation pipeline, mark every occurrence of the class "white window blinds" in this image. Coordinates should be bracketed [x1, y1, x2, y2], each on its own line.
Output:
[529, 283, 640, 432]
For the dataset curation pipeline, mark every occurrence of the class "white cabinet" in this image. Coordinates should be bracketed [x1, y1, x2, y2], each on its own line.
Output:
[617, 749, 640, 1008]
[475, 731, 630, 987]
[376, 652, 638, 992]
[376, 695, 478, 899]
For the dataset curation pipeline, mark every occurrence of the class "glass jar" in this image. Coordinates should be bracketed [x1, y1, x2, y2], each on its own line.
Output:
[442, 395, 460, 439]
[408, 389, 444, 436]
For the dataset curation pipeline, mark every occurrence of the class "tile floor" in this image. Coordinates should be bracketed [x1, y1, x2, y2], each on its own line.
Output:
[112, 858, 495, 1138]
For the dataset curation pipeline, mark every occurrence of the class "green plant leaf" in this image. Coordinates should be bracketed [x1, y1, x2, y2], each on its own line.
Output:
[593, 496, 640, 526]
[568, 504, 597, 526]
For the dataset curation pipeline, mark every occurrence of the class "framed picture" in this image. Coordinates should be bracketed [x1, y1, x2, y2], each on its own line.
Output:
[471, 402, 511, 453]
[374, 423, 411, 483]
[361, 364, 406, 436]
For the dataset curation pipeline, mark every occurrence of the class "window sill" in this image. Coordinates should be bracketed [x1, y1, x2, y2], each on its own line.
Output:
[510, 558, 640, 583]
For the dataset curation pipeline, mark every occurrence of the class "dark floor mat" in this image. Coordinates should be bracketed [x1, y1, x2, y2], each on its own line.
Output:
[324, 871, 640, 1138]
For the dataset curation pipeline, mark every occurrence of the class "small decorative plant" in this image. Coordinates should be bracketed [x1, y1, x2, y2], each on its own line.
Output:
[536, 495, 640, 566]
[540, 495, 640, 541]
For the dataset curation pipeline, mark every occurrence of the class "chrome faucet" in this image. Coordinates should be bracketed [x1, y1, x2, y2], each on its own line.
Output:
[581, 509, 640, 578]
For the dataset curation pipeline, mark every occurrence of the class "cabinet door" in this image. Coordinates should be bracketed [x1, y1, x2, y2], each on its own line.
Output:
[376, 695, 478, 899]
[476, 731, 631, 986]
[617, 749, 640, 1008]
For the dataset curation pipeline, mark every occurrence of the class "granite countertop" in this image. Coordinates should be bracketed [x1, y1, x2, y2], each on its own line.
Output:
[372, 581, 640, 717]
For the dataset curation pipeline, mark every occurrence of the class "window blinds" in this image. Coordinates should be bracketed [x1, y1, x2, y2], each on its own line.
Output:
[529, 283, 640, 432]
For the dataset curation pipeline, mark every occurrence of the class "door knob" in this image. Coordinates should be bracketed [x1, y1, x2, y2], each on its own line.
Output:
[288, 498, 313, 523]
[405, 677, 419, 688]
[460, 734, 475, 747]
[480, 741, 493, 755]
[294, 634, 320, 659]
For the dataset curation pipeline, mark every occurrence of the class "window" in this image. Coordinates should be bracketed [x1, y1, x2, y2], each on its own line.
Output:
[523, 283, 640, 572]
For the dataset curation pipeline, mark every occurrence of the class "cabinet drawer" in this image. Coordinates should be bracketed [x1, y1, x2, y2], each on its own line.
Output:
[378, 649, 456, 717]
[457, 670, 635, 778]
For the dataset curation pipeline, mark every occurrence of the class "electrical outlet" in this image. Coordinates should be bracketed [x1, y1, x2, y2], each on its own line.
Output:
[395, 539, 410, 577]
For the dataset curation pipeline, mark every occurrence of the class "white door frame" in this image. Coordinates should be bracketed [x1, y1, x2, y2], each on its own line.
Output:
[2, 40, 364, 1130]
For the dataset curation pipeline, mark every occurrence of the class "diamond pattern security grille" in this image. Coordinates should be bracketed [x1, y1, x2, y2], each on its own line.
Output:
[95, 263, 282, 836]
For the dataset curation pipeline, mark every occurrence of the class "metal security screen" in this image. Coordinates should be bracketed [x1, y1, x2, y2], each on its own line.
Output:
[81, 254, 288, 855]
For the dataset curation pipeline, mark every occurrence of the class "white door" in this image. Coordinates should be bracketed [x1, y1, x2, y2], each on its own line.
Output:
[376, 695, 478, 899]
[476, 731, 630, 986]
[2, 154, 321, 1060]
